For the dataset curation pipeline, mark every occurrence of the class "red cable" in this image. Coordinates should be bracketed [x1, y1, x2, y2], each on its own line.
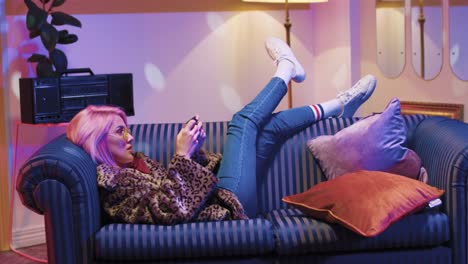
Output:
[9, 122, 47, 263]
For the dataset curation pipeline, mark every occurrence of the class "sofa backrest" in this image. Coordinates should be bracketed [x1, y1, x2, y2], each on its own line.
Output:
[129, 122, 228, 164]
[256, 117, 359, 213]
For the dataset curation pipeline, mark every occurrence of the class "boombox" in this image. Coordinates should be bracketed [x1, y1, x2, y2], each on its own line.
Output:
[19, 69, 135, 124]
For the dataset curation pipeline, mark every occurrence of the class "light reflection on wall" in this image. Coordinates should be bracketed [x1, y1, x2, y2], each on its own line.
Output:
[144, 63, 166, 92]
[376, 6, 405, 78]
[6, 15, 42, 119]
[142, 13, 228, 94]
[450, 5, 468, 81]
[10, 71, 21, 99]
[220, 83, 242, 113]
[450, 44, 460, 67]
[331, 63, 349, 93]
[207, 12, 228, 37]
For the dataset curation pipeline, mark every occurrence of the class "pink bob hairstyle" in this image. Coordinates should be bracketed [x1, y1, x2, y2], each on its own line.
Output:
[67, 105, 128, 167]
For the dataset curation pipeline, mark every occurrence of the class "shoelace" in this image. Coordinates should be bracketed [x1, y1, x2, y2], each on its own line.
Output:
[268, 48, 297, 77]
[337, 81, 362, 104]
[268, 47, 284, 64]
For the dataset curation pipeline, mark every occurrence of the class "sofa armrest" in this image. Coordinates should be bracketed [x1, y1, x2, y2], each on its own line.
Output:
[410, 117, 468, 264]
[16, 134, 101, 264]
[34, 180, 78, 264]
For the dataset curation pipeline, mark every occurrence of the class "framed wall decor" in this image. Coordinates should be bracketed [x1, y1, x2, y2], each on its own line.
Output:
[400, 101, 464, 121]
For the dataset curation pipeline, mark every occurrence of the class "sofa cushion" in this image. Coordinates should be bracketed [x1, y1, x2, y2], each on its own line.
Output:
[282, 170, 444, 237]
[266, 208, 449, 256]
[94, 218, 274, 261]
[306, 98, 426, 181]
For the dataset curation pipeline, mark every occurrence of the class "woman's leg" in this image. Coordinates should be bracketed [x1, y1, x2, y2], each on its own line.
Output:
[255, 74, 377, 171]
[216, 78, 287, 210]
[255, 106, 316, 170]
[217, 37, 304, 216]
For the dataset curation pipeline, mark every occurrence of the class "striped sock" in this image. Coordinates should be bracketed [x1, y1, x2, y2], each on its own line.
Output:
[309, 104, 325, 121]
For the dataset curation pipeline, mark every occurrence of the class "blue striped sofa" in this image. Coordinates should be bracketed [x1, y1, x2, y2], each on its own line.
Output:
[16, 115, 468, 264]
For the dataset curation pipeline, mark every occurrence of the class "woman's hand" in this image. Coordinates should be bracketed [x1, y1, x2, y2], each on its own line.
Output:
[176, 115, 204, 158]
[194, 125, 206, 153]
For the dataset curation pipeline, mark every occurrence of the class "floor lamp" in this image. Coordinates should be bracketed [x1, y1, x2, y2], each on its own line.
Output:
[242, 0, 327, 108]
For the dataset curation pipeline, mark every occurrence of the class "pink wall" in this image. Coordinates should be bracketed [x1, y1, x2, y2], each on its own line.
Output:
[305, 0, 355, 110]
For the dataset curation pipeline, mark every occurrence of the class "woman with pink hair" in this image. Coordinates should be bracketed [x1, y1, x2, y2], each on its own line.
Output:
[67, 37, 376, 224]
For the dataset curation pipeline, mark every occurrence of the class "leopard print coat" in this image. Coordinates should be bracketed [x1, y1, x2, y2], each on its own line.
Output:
[97, 151, 248, 225]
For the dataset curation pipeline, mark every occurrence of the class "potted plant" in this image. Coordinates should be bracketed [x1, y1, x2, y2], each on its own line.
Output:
[24, 0, 82, 77]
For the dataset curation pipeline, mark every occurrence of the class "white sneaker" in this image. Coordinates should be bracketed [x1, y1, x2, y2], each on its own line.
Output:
[338, 74, 377, 117]
[265, 37, 306, 83]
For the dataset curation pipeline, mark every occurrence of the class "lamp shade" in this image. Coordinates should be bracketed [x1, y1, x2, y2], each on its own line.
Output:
[242, 0, 327, 3]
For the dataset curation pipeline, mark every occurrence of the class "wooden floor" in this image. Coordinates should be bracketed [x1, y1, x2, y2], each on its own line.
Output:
[0, 244, 47, 264]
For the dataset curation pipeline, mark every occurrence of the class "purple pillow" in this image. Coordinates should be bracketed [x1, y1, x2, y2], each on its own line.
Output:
[307, 98, 426, 181]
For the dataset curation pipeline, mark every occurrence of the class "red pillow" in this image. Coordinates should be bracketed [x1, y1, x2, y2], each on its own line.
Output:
[282, 170, 444, 237]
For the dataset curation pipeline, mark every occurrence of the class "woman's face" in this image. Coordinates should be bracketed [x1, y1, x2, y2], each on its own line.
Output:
[107, 115, 134, 167]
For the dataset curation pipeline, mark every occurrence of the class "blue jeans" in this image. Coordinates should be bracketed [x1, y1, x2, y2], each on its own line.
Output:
[217, 77, 319, 217]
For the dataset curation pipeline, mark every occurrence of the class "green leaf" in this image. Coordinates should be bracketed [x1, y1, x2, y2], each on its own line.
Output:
[26, 7, 47, 31]
[51, 0, 65, 8]
[29, 30, 41, 39]
[27, 53, 48, 63]
[36, 61, 55, 77]
[51, 12, 82, 27]
[58, 33, 78, 44]
[50, 49, 68, 72]
[57, 29, 68, 38]
[40, 23, 59, 52]
[57, 29, 79, 45]
[24, 0, 39, 10]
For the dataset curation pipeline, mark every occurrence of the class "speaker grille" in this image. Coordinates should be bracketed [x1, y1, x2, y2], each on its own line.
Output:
[34, 87, 60, 114]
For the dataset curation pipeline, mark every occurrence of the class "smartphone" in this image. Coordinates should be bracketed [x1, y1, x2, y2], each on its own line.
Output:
[185, 115, 199, 125]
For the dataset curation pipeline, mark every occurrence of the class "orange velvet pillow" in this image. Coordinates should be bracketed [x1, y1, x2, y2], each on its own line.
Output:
[282, 170, 444, 237]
